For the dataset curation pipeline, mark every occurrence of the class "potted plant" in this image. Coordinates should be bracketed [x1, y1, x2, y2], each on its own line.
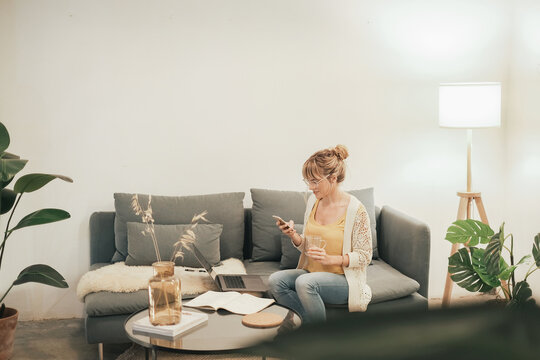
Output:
[445, 219, 540, 307]
[0, 122, 72, 359]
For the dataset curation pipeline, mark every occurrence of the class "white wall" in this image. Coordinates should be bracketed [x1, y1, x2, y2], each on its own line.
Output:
[0, 0, 527, 320]
[506, 0, 540, 296]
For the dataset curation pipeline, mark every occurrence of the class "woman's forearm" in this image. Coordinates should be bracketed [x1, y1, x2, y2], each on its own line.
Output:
[326, 254, 349, 267]
[291, 232, 303, 246]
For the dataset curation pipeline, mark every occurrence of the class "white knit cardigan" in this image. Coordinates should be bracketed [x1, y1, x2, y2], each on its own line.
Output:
[294, 194, 373, 312]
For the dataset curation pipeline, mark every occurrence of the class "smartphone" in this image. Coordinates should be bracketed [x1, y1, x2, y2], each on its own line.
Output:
[272, 215, 290, 229]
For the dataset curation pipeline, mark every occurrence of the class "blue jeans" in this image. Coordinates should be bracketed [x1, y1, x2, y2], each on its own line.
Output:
[268, 269, 349, 324]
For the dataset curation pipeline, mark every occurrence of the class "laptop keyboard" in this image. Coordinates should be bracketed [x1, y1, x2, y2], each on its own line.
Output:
[224, 275, 246, 289]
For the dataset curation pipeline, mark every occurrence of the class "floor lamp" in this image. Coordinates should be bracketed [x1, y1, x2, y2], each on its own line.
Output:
[439, 82, 502, 307]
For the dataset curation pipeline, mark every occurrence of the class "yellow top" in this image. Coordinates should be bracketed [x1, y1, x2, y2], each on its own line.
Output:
[305, 199, 345, 274]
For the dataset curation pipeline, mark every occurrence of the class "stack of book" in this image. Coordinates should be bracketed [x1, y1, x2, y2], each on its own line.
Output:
[132, 310, 208, 338]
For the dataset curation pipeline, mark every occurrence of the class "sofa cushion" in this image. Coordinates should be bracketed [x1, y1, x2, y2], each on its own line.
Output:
[250, 189, 308, 261]
[244, 260, 282, 276]
[245, 259, 419, 304]
[113, 192, 245, 262]
[367, 259, 420, 304]
[250, 188, 378, 262]
[85, 290, 148, 317]
[280, 224, 304, 269]
[84, 259, 419, 316]
[125, 223, 223, 267]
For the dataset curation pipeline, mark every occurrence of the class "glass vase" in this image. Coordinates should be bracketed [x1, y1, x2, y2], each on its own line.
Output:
[148, 261, 182, 326]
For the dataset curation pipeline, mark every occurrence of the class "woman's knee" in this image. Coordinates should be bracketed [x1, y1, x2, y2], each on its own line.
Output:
[295, 274, 318, 293]
[267, 271, 280, 289]
[268, 270, 289, 293]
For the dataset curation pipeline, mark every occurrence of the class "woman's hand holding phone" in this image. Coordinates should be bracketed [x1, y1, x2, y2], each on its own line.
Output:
[273, 215, 295, 237]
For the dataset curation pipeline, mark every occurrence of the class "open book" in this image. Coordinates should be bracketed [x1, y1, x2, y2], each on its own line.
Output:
[184, 291, 275, 315]
[132, 310, 208, 338]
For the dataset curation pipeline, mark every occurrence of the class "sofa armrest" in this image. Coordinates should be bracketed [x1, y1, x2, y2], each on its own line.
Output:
[90, 211, 116, 265]
[378, 206, 430, 298]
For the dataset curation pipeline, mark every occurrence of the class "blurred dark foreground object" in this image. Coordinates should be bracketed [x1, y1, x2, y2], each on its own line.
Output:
[243, 303, 540, 360]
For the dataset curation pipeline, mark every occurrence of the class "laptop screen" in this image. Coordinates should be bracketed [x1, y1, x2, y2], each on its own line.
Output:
[192, 245, 215, 275]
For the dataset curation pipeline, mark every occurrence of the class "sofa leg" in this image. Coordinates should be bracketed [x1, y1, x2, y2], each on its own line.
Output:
[98, 343, 104, 360]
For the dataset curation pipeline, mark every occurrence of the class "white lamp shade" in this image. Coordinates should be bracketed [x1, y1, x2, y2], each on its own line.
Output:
[439, 82, 501, 128]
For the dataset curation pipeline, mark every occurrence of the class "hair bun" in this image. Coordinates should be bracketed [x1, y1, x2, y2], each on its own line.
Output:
[334, 144, 349, 160]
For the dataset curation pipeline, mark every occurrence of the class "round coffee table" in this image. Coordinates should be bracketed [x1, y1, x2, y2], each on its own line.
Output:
[124, 302, 301, 360]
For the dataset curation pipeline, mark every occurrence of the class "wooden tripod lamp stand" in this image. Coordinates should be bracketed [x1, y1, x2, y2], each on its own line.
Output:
[439, 82, 502, 307]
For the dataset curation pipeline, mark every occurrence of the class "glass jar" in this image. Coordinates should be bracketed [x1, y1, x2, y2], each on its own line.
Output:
[148, 261, 182, 326]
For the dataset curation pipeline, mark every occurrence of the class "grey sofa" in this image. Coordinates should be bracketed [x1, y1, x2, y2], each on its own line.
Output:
[84, 190, 430, 354]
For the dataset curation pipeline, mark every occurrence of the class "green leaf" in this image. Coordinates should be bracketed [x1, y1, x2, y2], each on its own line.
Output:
[0, 188, 17, 215]
[517, 254, 532, 266]
[470, 247, 500, 288]
[507, 281, 536, 309]
[533, 234, 540, 267]
[13, 173, 73, 194]
[9, 208, 70, 232]
[445, 219, 494, 246]
[0, 153, 21, 189]
[483, 225, 504, 276]
[0, 158, 28, 183]
[448, 247, 494, 293]
[13, 264, 68, 288]
[499, 258, 517, 280]
[0, 122, 9, 153]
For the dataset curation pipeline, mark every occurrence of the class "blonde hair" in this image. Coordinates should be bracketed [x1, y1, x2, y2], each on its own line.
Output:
[302, 145, 349, 183]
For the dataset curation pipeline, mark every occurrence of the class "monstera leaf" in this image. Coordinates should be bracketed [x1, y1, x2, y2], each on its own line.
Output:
[449, 247, 494, 293]
[445, 219, 494, 246]
[483, 224, 505, 276]
[507, 281, 536, 309]
[470, 247, 501, 288]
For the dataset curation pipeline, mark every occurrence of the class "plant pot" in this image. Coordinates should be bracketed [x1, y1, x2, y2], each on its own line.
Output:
[148, 261, 182, 326]
[0, 307, 18, 360]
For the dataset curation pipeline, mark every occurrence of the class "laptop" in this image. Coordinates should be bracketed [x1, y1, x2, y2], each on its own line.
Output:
[192, 245, 268, 292]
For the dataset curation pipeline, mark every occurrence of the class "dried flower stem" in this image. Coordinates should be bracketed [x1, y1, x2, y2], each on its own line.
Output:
[131, 194, 161, 262]
[171, 210, 208, 262]
[131, 194, 209, 264]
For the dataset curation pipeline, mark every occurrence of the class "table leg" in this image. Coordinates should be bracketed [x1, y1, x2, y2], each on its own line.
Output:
[145, 348, 149, 360]
[151, 347, 158, 360]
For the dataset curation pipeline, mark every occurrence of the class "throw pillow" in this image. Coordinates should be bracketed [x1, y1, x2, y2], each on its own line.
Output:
[113, 192, 245, 262]
[125, 223, 223, 267]
[251, 189, 308, 261]
[280, 224, 304, 269]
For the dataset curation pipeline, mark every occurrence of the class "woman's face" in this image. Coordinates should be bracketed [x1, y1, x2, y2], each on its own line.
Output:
[306, 173, 335, 199]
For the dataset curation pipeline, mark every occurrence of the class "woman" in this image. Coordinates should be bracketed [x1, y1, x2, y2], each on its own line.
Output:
[268, 145, 372, 324]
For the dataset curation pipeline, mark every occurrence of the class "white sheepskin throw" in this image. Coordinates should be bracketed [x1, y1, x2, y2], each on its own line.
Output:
[76, 258, 246, 301]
